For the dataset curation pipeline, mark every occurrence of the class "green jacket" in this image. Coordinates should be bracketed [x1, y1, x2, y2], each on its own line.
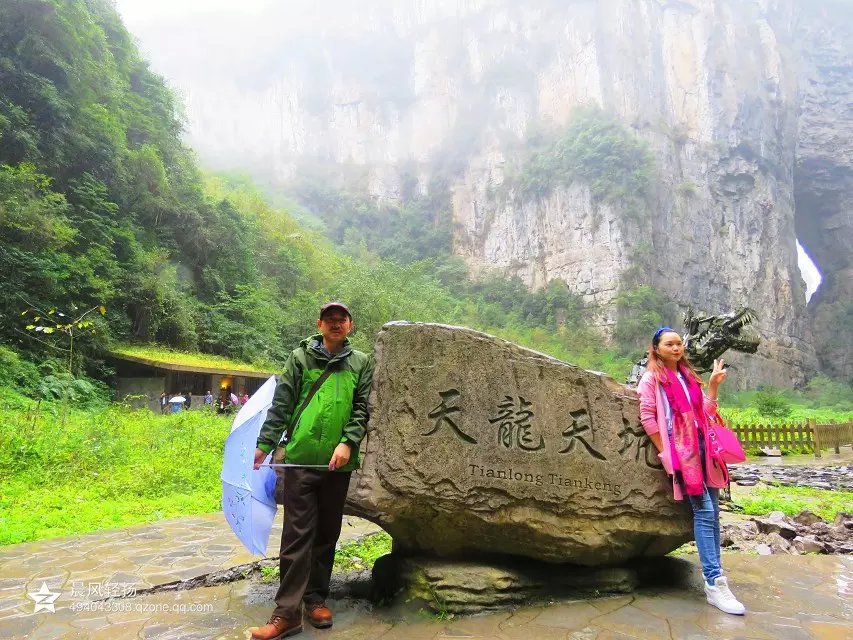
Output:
[256, 335, 373, 472]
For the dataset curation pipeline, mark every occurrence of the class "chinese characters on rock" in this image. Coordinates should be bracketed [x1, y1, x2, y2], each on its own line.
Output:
[422, 389, 658, 468]
[489, 396, 544, 451]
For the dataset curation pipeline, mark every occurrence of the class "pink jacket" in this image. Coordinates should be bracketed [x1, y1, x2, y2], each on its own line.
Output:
[636, 370, 720, 500]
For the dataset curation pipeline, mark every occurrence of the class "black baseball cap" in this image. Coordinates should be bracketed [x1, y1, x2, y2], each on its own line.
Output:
[320, 301, 352, 319]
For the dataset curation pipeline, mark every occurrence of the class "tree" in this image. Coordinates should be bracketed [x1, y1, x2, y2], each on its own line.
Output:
[754, 387, 792, 419]
[22, 301, 106, 373]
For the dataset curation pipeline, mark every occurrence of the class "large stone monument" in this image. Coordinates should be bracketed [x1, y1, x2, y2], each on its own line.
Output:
[347, 323, 692, 596]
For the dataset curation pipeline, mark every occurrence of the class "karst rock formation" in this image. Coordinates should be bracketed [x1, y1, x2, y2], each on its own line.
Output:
[140, 0, 852, 384]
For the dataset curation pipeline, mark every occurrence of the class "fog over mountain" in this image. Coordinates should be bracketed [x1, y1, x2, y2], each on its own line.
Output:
[114, 0, 851, 384]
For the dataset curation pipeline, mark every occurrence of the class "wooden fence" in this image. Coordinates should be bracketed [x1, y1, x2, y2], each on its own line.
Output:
[811, 420, 853, 458]
[729, 420, 853, 457]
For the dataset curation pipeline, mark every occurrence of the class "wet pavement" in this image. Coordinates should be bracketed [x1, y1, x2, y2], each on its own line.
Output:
[0, 514, 850, 639]
[0, 513, 379, 639]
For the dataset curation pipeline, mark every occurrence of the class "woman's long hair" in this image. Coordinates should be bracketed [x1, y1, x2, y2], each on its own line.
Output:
[647, 330, 704, 386]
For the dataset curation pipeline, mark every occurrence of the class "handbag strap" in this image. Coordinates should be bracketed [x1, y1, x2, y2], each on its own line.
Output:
[283, 360, 337, 445]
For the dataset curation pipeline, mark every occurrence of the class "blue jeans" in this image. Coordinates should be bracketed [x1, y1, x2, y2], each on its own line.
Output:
[688, 436, 721, 584]
[689, 486, 721, 585]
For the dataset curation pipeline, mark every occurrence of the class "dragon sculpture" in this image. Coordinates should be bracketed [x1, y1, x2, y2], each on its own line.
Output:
[627, 306, 760, 385]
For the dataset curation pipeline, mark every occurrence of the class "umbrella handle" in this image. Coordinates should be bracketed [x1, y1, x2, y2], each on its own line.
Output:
[258, 463, 331, 470]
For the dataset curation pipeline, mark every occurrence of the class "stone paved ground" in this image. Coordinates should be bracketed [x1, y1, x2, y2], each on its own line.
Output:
[0, 513, 379, 639]
[0, 514, 850, 639]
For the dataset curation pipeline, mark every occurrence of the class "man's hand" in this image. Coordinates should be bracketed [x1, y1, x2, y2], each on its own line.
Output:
[328, 442, 351, 471]
[253, 448, 268, 470]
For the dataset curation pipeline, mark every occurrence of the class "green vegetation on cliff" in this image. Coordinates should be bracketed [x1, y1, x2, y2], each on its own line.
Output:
[509, 105, 654, 208]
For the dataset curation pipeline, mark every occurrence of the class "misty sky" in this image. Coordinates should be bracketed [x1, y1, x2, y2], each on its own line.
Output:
[112, 0, 821, 301]
[114, 0, 274, 25]
[114, 0, 361, 33]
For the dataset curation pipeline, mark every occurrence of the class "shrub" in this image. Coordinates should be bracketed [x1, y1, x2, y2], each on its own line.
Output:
[802, 375, 853, 411]
[613, 285, 678, 357]
[513, 105, 654, 209]
[0, 346, 40, 394]
[676, 180, 698, 197]
[34, 372, 111, 407]
[754, 387, 792, 419]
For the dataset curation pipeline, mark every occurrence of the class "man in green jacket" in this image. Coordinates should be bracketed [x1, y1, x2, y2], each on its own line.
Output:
[249, 302, 373, 639]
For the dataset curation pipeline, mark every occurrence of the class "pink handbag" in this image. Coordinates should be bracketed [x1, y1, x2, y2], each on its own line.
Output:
[706, 410, 746, 464]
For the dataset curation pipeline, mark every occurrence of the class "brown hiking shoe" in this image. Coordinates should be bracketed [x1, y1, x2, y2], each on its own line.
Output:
[249, 614, 303, 639]
[304, 601, 333, 628]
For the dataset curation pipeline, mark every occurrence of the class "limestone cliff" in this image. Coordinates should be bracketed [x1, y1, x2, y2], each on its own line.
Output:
[794, 1, 853, 382]
[132, 0, 852, 384]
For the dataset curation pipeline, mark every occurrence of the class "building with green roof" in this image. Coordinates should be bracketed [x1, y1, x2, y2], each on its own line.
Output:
[107, 345, 276, 412]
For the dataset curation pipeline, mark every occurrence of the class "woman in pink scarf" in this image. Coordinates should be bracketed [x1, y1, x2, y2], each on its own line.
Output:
[637, 327, 746, 615]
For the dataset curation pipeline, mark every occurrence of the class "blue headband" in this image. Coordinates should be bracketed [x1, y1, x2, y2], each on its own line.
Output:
[653, 326, 674, 343]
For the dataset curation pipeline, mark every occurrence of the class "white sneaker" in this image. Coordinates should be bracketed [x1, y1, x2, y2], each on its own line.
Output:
[704, 576, 746, 615]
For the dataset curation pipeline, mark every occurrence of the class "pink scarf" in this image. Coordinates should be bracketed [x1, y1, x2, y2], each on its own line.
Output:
[660, 365, 709, 496]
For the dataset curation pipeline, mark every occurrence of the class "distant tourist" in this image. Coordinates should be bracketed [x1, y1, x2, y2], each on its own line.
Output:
[168, 393, 185, 414]
[159, 392, 168, 415]
[637, 327, 745, 615]
[241, 390, 249, 405]
[204, 390, 214, 406]
[184, 391, 192, 410]
[248, 302, 373, 639]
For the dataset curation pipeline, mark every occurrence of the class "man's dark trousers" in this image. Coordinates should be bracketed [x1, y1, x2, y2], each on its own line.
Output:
[273, 467, 351, 618]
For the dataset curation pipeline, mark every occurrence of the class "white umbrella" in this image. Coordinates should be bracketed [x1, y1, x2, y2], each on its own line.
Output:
[220, 376, 278, 555]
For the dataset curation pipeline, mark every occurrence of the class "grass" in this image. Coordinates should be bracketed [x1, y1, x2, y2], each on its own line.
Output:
[260, 565, 279, 583]
[1, 479, 220, 545]
[418, 582, 453, 621]
[731, 484, 853, 522]
[109, 343, 275, 374]
[0, 385, 396, 560]
[720, 379, 853, 425]
[0, 392, 228, 545]
[721, 406, 853, 426]
[333, 531, 393, 572]
[667, 542, 697, 556]
[669, 483, 852, 557]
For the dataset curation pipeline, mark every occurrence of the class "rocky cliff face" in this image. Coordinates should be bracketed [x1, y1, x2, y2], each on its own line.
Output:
[132, 0, 851, 384]
[794, 1, 853, 382]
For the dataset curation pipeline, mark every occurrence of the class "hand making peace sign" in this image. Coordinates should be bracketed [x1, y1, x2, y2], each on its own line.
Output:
[708, 358, 728, 391]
